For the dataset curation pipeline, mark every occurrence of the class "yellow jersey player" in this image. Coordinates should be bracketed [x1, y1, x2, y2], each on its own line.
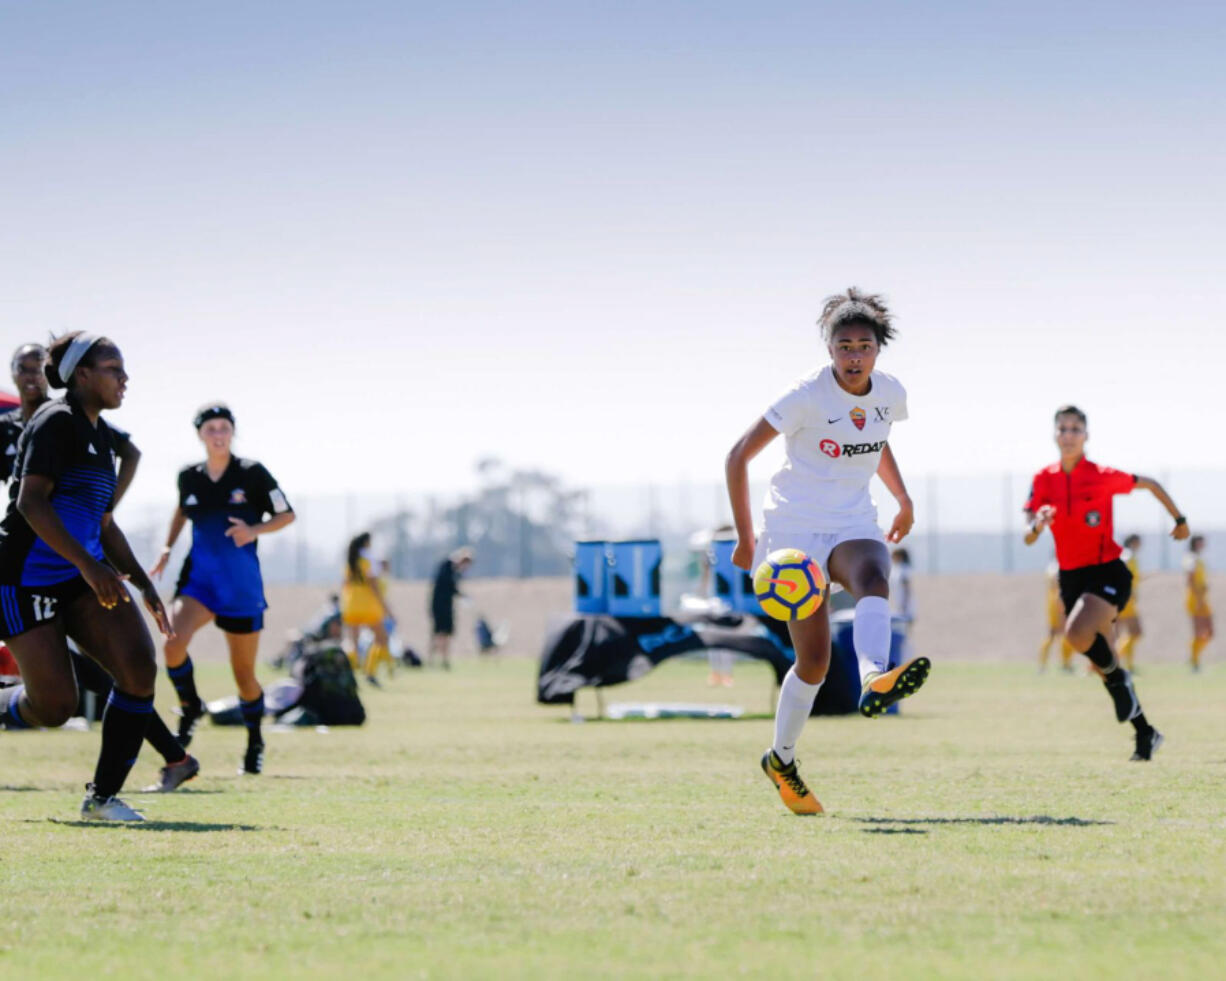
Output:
[341, 532, 395, 684]
[1116, 534, 1142, 671]
[1184, 536, 1213, 671]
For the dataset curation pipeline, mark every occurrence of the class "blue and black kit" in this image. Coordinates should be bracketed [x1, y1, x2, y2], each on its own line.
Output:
[0, 395, 117, 638]
[174, 456, 292, 634]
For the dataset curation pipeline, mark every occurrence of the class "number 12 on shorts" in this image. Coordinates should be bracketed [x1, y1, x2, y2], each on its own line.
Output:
[31, 595, 57, 622]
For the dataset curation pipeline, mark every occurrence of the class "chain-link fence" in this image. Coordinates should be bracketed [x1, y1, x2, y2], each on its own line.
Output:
[116, 470, 1226, 586]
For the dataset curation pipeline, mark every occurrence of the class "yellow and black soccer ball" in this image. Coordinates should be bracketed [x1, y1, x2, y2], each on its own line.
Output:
[752, 548, 826, 621]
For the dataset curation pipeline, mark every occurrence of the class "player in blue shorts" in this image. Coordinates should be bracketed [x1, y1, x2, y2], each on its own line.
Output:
[0, 341, 199, 793]
[0, 332, 175, 820]
[150, 403, 295, 774]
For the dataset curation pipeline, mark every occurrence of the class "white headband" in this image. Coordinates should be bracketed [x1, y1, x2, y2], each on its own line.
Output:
[58, 333, 101, 382]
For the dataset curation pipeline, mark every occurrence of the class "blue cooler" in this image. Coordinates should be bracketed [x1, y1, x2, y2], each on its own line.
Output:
[607, 539, 662, 617]
[573, 540, 609, 614]
[709, 539, 763, 615]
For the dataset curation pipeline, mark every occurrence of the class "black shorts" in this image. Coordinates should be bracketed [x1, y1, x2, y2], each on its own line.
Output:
[214, 612, 264, 635]
[431, 608, 454, 636]
[0, 576, 93, 640]
[1058, 559, 1133, 615]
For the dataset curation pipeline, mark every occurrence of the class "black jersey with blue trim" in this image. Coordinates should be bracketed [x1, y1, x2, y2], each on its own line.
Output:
[175, 456, 291, 608]
[0, 405, 131, 484]
[0, 395, 118, 586]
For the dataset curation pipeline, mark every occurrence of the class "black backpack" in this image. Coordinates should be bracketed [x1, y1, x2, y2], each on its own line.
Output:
[297, 643, 366, 726]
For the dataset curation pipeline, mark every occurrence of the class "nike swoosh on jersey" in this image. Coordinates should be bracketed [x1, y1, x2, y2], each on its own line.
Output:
[827, 417, 842, 424]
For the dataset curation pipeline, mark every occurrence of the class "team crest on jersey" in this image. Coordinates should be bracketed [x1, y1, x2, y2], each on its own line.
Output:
[1085, 510, 1101, 527]
[229, 488, 247, 505]
[850, 407, 866, 431]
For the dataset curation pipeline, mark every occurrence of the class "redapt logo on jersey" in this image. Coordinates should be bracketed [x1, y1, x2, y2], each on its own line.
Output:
[821, 439, 886, 460]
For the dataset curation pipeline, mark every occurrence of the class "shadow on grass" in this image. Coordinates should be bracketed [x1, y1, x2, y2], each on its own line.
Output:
[855, 815, 1113, 829]
[862, 827, 929, 835]
[39, 819, 275, 832]
[0, 785, 51, 793]
[556, 714, 776, 724]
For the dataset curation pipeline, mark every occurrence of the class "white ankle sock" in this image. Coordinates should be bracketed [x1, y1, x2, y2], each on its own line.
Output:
[772, 668, 823, 765]
[854, 595, 893, 684]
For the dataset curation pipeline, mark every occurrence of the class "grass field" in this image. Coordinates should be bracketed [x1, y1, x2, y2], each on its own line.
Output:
[1, 657, 1224, 979]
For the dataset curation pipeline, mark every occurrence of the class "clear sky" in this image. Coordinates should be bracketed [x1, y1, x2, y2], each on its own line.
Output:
[3, 1, 1224, 517]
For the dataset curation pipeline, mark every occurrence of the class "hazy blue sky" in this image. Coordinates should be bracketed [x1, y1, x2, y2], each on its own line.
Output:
[3, 1, 1223, 519]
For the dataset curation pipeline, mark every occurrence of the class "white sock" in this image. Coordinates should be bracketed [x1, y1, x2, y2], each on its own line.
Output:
[772, 668, 823, 765]
[854, 596, 893, 684]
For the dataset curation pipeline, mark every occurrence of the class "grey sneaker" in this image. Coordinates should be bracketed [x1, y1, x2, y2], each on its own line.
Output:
[81, 787, 145, 822]
[142, 754, 200, 793]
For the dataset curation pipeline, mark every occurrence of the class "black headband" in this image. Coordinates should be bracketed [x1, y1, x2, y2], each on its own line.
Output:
[194, 405, 236, 430]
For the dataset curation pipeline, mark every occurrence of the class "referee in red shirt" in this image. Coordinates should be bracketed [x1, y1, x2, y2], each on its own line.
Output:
[1024, 405, 1190, 761]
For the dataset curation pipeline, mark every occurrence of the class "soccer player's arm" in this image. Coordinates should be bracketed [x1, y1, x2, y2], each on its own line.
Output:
[100, 514, 174, 635]
[111, 428, 141, 508]
[151, 471, 190, 578]
[876, 444, 914, 543]
[1131, 474, 1190, 540]
[725, 417, 780, 571]
[242, 461, 295, 539]
[1022, 477, 1053, 546]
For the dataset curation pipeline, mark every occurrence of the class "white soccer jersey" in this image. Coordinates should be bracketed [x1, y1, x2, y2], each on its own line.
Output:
[761, 365, 907, 533]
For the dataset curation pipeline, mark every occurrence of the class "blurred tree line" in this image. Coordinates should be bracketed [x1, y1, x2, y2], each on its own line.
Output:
[368, 458, 592, 579]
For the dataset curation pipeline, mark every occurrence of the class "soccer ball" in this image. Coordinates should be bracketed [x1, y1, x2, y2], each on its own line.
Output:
[752, 548, 826, 621]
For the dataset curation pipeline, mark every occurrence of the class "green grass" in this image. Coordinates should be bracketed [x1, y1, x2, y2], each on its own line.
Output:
[1, 658, 1224, 979]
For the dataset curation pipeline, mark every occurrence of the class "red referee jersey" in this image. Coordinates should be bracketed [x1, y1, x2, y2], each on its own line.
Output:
[1025, 458, 1136, 570]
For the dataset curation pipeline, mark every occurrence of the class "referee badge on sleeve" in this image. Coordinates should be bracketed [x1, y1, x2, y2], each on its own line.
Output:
[269, 489, 289, 513]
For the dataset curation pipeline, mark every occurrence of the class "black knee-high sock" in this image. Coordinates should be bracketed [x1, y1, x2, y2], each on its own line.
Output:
[1084, 634, 1119, 674]
[72, 652, 187, 763]
[146, 710, 188, 764]
[92, 689, 153, 798]
[240, 691, 264, 747]
[167, 657, 200, 707]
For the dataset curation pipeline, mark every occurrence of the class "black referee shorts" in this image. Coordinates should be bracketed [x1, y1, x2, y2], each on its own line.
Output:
[1058, 559, 1133, 615]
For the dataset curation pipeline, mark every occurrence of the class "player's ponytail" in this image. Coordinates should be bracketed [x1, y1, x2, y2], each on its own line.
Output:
[45, 332, 110, 391]
[819, 288, 896, 346]
[347, 533, 372, 581]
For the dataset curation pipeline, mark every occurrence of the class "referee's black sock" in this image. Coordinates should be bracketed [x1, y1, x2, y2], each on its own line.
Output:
[240, 691, 265, 747]
[1084, 634, 1119, 674]
[146, 710, 189, 764]
[167, 657, 200, 708]
[92, 689, 153, 799]
[1130, 712, 1152, 735]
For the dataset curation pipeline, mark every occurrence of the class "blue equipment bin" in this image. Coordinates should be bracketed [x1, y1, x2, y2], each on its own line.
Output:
[573, 540, 609, 614]
[709, 539, 763, 615]
[606, 539, 662, 617]
[830, 614, 908, 715]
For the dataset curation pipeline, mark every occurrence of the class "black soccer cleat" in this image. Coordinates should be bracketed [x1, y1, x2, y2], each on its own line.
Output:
[1103, 670, 1140, 723]
[176, 697, 207, 748]
[240, 740, 264, 775]
[1130, 728, 1164, 762]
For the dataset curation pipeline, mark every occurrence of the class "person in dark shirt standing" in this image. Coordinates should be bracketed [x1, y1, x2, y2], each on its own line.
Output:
[0, 341, 199, 794]
[0, 332, 174, 821]
[150, 403, 294, 775]
[429, 548, 473, 670]
[1024, 404, 1189, 761]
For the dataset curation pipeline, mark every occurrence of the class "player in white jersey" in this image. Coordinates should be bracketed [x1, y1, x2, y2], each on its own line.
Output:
[725, 288, 931, 815]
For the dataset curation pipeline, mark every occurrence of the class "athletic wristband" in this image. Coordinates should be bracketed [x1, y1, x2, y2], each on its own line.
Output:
[1174, 516, 1187, 526]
